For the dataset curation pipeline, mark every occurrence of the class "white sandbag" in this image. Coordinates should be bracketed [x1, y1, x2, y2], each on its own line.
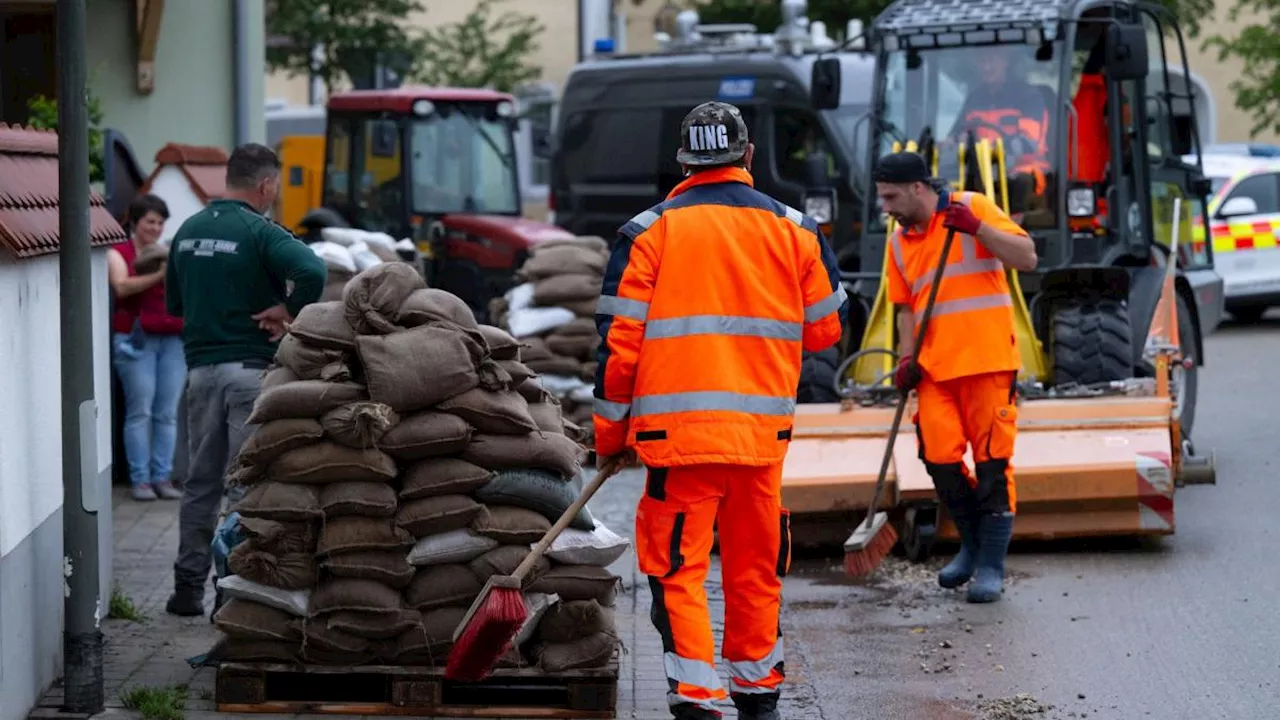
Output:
[508, 306, 575, 338]
[362, 231, 397, 254]
[505, 282, 536, 312]
[514, 592, 560, 646]
[541, 522, 631, 566]
[406, 528, 500, 567]
[569, 385, 595, 404]
[309, 241, 357, 274]
[216, 574, 311, 617]
[539, 374, 590, 397]
[320, 227, 362, 247]
[347, 240, 384, 272]
[395, 238, 416, 253]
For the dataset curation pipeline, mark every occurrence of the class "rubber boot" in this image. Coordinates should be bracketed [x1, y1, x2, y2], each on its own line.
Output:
[733, 692, 780, 720]
[937, 505, 979, 589]
[967, 512, 1014, 603]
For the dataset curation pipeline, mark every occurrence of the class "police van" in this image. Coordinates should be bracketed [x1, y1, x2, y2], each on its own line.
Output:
[547, 2, 875, 271]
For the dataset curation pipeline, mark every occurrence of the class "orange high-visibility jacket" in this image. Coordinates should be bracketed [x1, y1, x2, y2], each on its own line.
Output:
[592, 166, 846, 467]
[885, 191, 1023, 383]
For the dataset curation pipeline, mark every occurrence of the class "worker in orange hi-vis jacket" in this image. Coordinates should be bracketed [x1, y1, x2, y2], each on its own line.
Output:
[592, 101, 846, 720]
[876, 151, 1038, 605]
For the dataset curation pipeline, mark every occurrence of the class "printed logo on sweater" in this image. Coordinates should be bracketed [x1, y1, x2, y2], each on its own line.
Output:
[177, 238, 240, 257]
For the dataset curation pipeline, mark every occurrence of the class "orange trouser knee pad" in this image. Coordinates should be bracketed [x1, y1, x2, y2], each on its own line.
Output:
[635, 463, 790, 711]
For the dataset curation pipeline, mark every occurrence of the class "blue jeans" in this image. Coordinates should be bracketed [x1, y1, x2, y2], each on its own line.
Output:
[112, 331, 187, 487]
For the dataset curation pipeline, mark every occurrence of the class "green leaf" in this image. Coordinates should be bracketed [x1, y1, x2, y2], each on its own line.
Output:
[26, 83, 107, 184]
[1203, 0, 1280, 137]
[410, 0, 545, 92]
[266, 0, 429, 91]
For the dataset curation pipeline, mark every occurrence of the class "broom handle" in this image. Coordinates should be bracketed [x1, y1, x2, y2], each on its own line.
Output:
[863, 227, 958, 522]
[512, 455, 625, 582]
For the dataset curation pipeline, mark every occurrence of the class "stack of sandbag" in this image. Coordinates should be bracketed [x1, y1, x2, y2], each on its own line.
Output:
[488, 236, 608, 446]
[309, 227, 419, 302]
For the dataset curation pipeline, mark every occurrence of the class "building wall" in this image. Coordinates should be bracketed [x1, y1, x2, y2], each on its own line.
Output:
[0, 250, 114, 720]
[1179, 8, 1278, 145]
[88, 0, 267, 173]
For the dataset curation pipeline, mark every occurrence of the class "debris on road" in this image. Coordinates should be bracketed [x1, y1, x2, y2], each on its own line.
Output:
[976, 693, 1055, 719]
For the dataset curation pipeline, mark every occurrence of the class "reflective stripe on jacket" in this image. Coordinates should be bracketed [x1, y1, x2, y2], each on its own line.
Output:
[885, 191, 1022, 383]
[593, 166, 846, 466]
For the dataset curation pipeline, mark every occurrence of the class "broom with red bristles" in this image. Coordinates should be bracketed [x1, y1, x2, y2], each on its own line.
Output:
[445, 455, 627, 682]
[843, 228, 957, 578]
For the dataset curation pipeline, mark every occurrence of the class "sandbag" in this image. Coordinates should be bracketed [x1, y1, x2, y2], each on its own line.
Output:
[309, 578, 405, 616]
[317, 516, 415, 557]
[270, 442, 398, 485]
[514, 592, 559, 647]
[288, 301, 357, 350]
[320, 278, 348, 303]
[437, 388, 539, 435]
[526, 355, 587, 377]
[397, 288, 479, 330]
[537, 632, 618, 672]
[522, 244, 607, 280]
[467, 545, 550, 585]
[520, 337, 553, 362]
[238, 517, 318, 554]
[343, 261, 427, 335]
[234, 483, 322, 522]
[213, 598, 301, 642]
[472, 506, 553, 545]
[399, 458, 493, 501]
[544, 523, 630, 567]
[320, 402, 399, 448]
[462, 434, 584, 480]
[534, 235, 609, 255]
[237, 418, 324, 467]
[546, 334, 598, 360]
[496, 360, 536, 386]
[473, 470, 595, 531]
[300, 645, 377, 666]
[516, 379, 550, 404]
[527, 402, 565, 434]
[260, 365, 299, 391]
[357, 325, 491, 413]
[406, 529, 499, 567]
[217, 575, 311, 617]
[533, 274, 602, 306]
[301, 618, 370, 654]
[405, 564, 483, 610]
[526, 565, 619, 606]
[580, 361, 598, 382]
[211, 638, 300, 663]
[275, 333, 352, 381]
[402, 606, 469, 658]
[378, 411, 472, 462]
[320, 550, 415, 589]
[561, 296, 599, 317]
[478, 325, 521, 361]
[228, 543, 318, 590]
[248, 381, 367, 424]
[320, 481, 398, 519]
[325, 608, 423, 640]
[550, 317, 597, 337]
[396, 495, 487, 538]
[537, 600, 616, 643]
[508, 306, 575, 338]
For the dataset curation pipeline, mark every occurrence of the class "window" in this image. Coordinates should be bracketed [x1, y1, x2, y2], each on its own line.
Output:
[322, 118, 353, 210]
[773, 108, 838, 185]
[560, 108, 663, 185]
[354, 118, 404, 233]
[409, 105, 520, 216]
[515, 84, 557, 203]
[1221, 173, 1280, 216]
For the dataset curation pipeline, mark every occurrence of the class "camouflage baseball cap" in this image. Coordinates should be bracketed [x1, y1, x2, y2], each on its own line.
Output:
[676, 101, 750, 167]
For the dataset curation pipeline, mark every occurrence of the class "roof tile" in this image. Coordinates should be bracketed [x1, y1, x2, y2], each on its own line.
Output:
[143, 142, 228, 204]
[0, 124, 127, 260]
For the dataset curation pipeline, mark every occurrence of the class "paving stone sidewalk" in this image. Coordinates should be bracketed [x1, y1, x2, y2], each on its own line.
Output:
[30, 469, 819, 720]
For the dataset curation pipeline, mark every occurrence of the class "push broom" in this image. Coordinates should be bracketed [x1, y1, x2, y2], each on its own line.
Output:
[844, 226, 958, 578]
[446, 454, 627, 681]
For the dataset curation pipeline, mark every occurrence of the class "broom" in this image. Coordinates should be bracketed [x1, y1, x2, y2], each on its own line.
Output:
[844, 227, 958, 578]
[445, 454, 627, 681]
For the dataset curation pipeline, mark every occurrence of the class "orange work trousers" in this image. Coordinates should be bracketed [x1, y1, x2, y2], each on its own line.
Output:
[635, 463, 789, 713]
[914, 370, 1019, 514]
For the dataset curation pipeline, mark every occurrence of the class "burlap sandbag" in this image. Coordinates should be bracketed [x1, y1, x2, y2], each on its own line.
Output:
[342, 261, 427, 335]
[325, 608, 423, 640]
[478, 325, 521, 361]
[516, 379, 550, 404]
[320, 550, 416, 589]
[525, 356, 586, 377]
[378, 411, 472, 462]
[270, 442, 398, 485]
[527, 565, 620, 606]
[275, 333, 352, 382]
[234, 483, 322, 522]
[300, 645, 377, 666]
[357, 324, 505, 414]
[580, 361, 598, 382]
[436, 388, 539, 435]
[537, 600, 616, 643]
[471, 506, 553, 545]
[527, 402, 565, 434]
[236, 418, 324, 467]
[397, 288, 479, 330]
[546, 334, 598, 360]
[551, 317, 597, 336]
[405, 564, 482, 610]
[467, 545, 550, 585]
[561, 296, 599, 317]
[301, 617, 371, 654]
[259, 365, 299, 391]
[319, 481, 398, 518]
[563, 419, 588, 445]
[238, 516, 318, 554]
[288, 301, 357, 350]
[522, 244, 607, 280]
[248, 381, 367, 424]
[133, 240, 170, 274]
[399, 458, 493, 500]
[317, 516, 415, 556]
[395, 495, 487, 538]
[213, 598, 301, 642]
[228, 543, 319, 590]
[537, 632, 618, 672]
[309, 578, 405, 616]
[520, 337, 554, 362]
[321, 278, 348, 303]
[473, 469, 595, 531]
[211, 638, 299, 663]
[396, 606, 469, 662]
[320, 402, 399, 448]
[533, 274, 602, 305]
[497, 360, 536, 386]
[461, 433, 584, 479]
[534, 235, 609, 255]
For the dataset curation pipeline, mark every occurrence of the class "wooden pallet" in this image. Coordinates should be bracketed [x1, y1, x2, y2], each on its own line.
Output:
[215, 659, 620, 718]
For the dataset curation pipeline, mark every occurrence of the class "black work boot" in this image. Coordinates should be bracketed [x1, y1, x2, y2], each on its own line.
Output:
[733, 692, 781, 720]
[165, 587, 204, 617]
[671, 702, 722, 719]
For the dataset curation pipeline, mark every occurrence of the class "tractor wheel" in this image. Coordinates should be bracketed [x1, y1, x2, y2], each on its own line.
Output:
[1050, 299, 1133, 386]
[1173, 292, 1198, 438]
[797, 347, 841, 404]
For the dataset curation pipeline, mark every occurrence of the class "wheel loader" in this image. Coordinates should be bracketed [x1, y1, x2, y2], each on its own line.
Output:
[787, 0, 1223, 556]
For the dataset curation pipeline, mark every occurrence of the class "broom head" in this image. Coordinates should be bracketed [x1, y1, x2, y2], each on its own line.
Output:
[445, 575, 526, 682]
[842, 512, 897, 578]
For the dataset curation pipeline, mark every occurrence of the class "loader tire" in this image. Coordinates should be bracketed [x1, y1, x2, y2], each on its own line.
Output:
[797, 348, 841, 404]
[1050, 299, 1133, 387]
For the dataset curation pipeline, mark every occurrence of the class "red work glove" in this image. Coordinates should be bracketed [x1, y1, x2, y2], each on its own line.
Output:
[894, 355, 922, 393]
[942, 202, 982, 236]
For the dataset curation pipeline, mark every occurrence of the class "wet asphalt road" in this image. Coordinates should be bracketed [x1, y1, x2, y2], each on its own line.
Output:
[589, 313, 1280, 720]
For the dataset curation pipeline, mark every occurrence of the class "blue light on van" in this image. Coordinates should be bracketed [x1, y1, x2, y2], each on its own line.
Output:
[718, 77, 756, 100]
[593, 38, 615, 54]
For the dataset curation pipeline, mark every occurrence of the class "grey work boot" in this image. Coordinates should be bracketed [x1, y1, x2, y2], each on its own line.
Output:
[165, 588, 205, 617]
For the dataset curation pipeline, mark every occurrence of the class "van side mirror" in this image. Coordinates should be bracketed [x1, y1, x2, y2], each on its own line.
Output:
[1106, 23, 1149, 81]
[811, 57, 841, 110]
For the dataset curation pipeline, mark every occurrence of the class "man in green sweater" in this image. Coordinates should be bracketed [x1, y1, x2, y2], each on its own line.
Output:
[164, 143, 327, 616]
